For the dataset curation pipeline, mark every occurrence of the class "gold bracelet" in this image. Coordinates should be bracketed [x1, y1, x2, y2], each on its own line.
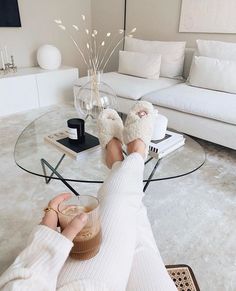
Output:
[43, 207, 58, 214]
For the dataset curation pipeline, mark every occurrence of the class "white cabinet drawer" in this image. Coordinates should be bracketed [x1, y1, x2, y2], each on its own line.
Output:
[36, 68, 78, 107]
[0, 67, 79, 117]
[0, 75, 39, 116]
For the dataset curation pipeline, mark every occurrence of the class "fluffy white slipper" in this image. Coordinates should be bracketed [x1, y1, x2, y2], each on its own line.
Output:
[123, 101, 155, 158]
[97, 109, 124, 149]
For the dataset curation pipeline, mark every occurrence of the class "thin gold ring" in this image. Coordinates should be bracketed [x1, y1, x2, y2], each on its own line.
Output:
[43, 207, 58, 214]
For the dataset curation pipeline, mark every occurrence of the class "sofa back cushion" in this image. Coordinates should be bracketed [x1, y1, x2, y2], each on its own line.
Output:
[188, 56, 236, 94]
[124, 37, 186, 79]
[118, 50, 161, 80]
[183, 48, 195, 80]
[196, 39, 236, 61]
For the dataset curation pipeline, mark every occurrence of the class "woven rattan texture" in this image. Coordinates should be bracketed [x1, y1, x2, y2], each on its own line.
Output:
[167, 266, 198, 291]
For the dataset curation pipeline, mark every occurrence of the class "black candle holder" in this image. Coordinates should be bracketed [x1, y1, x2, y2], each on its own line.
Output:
[67, 118, 85, 145]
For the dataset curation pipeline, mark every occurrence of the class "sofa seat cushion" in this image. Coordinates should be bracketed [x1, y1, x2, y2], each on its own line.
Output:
[142, 83, 236, 125]
[75, 72, 182, 101]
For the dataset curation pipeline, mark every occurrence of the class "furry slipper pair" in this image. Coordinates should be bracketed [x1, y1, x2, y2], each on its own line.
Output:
[97, 101, 155, 159]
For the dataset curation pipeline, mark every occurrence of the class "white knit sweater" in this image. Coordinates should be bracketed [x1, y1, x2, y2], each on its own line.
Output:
[0, 225, 108, 291]
[0, 154, 177, 291]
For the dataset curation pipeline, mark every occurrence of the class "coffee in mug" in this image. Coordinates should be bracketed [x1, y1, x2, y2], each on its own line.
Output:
[58, 195, 102, 260]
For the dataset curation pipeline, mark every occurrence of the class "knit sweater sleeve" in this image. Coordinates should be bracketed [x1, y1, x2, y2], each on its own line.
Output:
[0, 225, 73, 291]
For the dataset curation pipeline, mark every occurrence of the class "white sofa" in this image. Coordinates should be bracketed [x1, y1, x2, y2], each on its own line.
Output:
[74, 48, 236, 150]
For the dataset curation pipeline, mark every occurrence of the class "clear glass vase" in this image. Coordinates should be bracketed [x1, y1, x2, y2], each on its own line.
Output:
[75, 70, 118, 119]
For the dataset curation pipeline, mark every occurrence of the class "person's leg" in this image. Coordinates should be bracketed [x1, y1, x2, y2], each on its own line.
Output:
[58, 103, 161, 290]
[57, 141, 145, 291]
[126, 204, 177, 291]
[124, 105, 177, 290]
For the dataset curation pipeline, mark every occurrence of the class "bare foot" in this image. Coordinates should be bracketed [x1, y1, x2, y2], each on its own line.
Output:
[137, 110, 147, 118]
[106, 138, 124, 169]
[127, 139, 146, 157]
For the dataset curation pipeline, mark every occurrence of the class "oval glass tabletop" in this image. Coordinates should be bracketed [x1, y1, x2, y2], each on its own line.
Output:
[14, 106, 206, 184]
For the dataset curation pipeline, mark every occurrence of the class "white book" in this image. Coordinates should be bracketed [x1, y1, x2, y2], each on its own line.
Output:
[44, 130, 100, 161]
[149, 130, 185, 158]
[158, 139, 185, 158]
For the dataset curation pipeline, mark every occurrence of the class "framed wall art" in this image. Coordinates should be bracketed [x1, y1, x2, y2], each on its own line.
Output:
[179, 0, 236, 33]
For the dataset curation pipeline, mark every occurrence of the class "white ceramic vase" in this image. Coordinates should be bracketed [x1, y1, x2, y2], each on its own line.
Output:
[37, 45, 61, 70]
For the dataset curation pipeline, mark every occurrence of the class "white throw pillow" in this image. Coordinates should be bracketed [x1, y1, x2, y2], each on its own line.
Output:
[118, 50, 161, 80]
[188, 56, 236, 94]
[197, 39, 236, 61]
[124, 37, 186, 78]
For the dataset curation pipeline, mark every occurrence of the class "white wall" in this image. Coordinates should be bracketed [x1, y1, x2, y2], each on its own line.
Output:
[126, 0, 236, 45]
[2, 0, 235, 75]
[0, 0, 91, 75]
[91, 0, 125, 72]
[91, 0, 236, 70]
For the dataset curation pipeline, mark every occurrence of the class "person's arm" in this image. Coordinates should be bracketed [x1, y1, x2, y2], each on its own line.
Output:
[0, 225, 72, 290]
[0, 193, 88, 291]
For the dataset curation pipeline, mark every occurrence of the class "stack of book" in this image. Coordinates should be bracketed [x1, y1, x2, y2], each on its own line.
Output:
[44, 130, 100, 160]
[45, 129, 185, 161]
[149, 130, 185, 159]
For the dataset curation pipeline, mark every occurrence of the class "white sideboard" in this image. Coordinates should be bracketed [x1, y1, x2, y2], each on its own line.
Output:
[0, 66, 78, 116]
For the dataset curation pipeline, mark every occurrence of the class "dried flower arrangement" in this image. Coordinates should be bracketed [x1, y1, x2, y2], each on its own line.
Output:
[54, 15, 136, 72]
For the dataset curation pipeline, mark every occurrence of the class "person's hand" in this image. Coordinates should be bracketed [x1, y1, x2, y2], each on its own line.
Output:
[40, 193, 88, 241]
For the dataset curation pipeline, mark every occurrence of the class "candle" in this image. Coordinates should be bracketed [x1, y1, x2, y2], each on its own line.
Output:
[0, 50, 5, 70]
[4, 46, 9, 63]
[67, 118, 85, 145]
[152, 112, 168, 140]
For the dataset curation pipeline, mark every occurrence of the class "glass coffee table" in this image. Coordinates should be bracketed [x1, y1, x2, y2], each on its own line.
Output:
[14, 106, 206, 193]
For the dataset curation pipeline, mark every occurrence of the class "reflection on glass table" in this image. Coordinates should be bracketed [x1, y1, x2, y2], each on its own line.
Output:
[14, 106, 206, 192]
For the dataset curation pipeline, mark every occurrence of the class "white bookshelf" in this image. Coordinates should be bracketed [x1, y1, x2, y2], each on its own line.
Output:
[0, 66, 79, 116]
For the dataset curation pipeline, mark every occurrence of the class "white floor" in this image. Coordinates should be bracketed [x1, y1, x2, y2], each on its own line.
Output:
[0, 106, 236, 291]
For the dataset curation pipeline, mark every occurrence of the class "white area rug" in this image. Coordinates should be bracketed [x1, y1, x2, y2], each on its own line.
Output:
[0, 106, 235, 291]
